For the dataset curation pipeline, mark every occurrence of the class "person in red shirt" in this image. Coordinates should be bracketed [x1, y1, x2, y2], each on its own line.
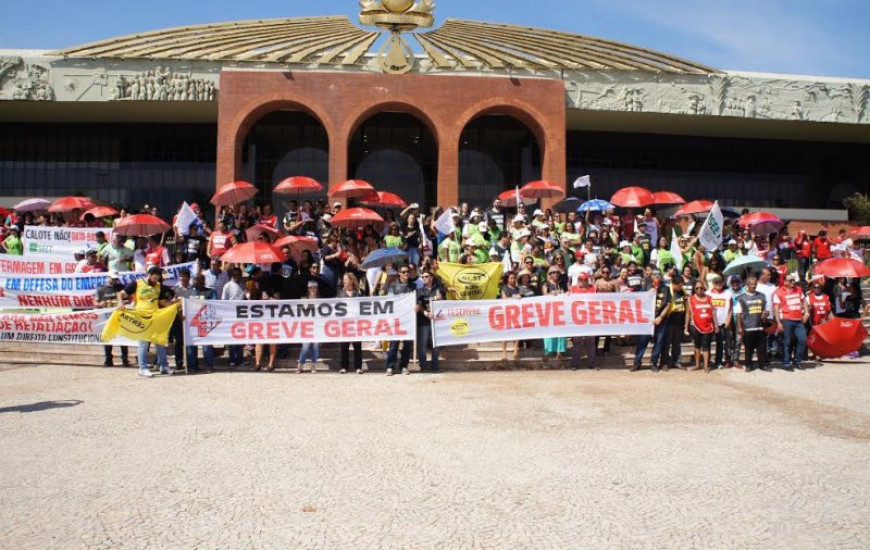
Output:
[685, 282, 718, 372]
[807, 280, 832, 327]
[774, 273, 810, 369]
[144, 235, 169, 269]
[207, 221, 235, 261]
[569, 272, 597, 370]
[794, 230, 812, 281]
[812, 230, 832, 261]
[770, 254, 788, 286]
[258, 204, 278, 231]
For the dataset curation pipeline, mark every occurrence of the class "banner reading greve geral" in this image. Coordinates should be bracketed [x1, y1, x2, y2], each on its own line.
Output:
[183, 294, 416, 346]
[431, 290, 655, 347]
[0, 261, 197, 309]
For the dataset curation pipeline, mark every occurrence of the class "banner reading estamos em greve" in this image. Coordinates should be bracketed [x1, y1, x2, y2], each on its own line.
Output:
[431, 290, 655, 347]
[182, 294, 417, 346]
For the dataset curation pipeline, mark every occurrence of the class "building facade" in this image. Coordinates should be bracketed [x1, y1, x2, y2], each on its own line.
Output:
[1, 1, 868, 217]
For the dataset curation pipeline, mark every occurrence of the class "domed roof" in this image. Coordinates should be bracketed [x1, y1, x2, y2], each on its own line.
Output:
[52, 15, 715, 74]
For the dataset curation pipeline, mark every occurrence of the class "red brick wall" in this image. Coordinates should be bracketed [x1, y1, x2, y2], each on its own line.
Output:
[217, 71, 566, 207]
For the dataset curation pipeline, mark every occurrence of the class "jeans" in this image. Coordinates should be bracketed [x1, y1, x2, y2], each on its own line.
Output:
[714, 324, 734, 365]
[727, 320, 742, 365]
[407, 247, 420, 267]
[340, 341, 362, 371]
[170, 318, 184, 366]
[387, 340, 413, 370]
[228, 345, 244, 365]
[103, 345, 128, 364]
[299, 343, 320, 363]
[572, 336, 596, 368]
[634, 322, 667, 367]
[416, 324, 439, 370]
[781, 320, 807, 365]
[664, 323, 684, 367]
[137, 341, 168, 370]
[743, 330, 767, 366]
[186, 345, 214, 370]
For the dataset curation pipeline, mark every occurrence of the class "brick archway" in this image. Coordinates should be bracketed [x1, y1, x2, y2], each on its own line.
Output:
[217, 71, 566, 208]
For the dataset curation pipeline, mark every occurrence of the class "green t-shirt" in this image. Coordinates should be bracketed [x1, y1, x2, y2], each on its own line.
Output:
[3, 235, 23, 255]
[438, 239, 460, 263]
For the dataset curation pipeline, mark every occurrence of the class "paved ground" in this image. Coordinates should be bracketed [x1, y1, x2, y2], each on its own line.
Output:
[1, 361, 869, 550]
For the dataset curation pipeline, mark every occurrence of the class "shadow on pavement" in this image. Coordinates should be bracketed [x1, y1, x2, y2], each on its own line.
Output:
[0, 400, 83, 414]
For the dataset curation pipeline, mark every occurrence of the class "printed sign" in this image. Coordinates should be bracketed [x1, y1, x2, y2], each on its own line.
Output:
[22, 226, 112, 257]
[101, 306, 178, 346]
[0, 309, 134, 345]
[183, 294, 417, 346]
[431, 291, 655, 347]
[0, 261, 197, 309]
[435, 262, 503, 300]
[0, 257, 80, 276]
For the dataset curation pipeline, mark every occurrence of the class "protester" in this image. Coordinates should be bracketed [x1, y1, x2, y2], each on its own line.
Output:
[221, 267, 247, 368]
[686, 281, 717, 372]
[297, 281, 321, 374]
[385, 265, 416, 376]
[337, 273, 365, 374]
[735, 277, 769, 372]
[94, 270, 130, 368]
[116, 266, 177, 377]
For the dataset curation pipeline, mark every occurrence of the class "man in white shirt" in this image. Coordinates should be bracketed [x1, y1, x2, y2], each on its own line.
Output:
[756, 267, 778, 361]
[707, 275, 734, 368]
[220, 267, 247, 367]
[204, 259, 229, 298]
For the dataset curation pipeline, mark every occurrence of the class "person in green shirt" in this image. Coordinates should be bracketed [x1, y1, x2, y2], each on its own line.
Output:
[652, 236, 673, 271]
[438, 232, 461, 263]
[723, 239, 743, 264]
[1, 227, 23, 255]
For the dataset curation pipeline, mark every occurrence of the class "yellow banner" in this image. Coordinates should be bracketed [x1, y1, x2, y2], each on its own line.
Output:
[436, 262, 503, 300]
[101, 306, 177, 346]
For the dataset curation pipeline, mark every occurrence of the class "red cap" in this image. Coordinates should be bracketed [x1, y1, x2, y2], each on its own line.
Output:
[191, 203, 200, 211]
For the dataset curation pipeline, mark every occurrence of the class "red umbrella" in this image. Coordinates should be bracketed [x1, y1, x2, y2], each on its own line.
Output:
[849, 226, 870, 238]
[210, 181, 258, 207]
[81, 206, 119, 220]
[330, 207, 384, 231]
[360, 191, 408, 209]
[739, 212, 784, 235]
[814, 258, 870, 279]
[674, 200, 714, 217]
[48, 196, 94, 213]
[610, 186, 655, 208]
[328, 180, 375, 200]
[273, 235, 320, 261]
[652, 191, 686, 205]
[274, 176, 323, 195]
[245, 224, 280, 243]
[498, 189, 535, 207]
[220, 242, 286, 264]
[808, 318, 868, 358]
[113, 214, 170, 236]
[520, 180, 565, 200]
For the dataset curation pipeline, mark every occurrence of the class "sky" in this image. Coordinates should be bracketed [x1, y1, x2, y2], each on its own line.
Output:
[2, 0, 868, 79]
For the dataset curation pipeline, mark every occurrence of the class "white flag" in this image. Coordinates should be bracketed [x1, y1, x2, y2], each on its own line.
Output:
[419, 215, 432, 256]
[502, 251, 513, 273]
[515, 185, 523, 209]
[434, 208, 455, 236]
[573, 175, 591, 189]
[670, 229, 684, 271]
[174, 202, 198, 236]
[698, 201, 724, 251]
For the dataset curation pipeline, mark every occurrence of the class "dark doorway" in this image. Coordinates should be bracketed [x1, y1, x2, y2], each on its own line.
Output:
[242, 111, 329, 211]
[458, 115, 541, 208]
[348, 112, 438, 209]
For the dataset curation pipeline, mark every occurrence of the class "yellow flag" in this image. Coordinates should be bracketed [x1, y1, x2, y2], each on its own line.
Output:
[436, 262, 503, 300]
[101, 306, 177, 346]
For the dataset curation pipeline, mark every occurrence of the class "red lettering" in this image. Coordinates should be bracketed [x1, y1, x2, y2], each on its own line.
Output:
[249, 323, 264, 339]
[618, 300, 636, 324]
[571, 301, 587, 324]
[266, 323, 279, 339]
[281, 322, 301, 338]
[533, 302, 551, 327]
[489, 306, 504, 331]
[522, 303, 535, 328]
[301, 322, 313, 338]
[506, 304, 521, 330]
[602, 301, 617, 324]
[635, 299, 650, 323]
[553, 302, 565, 326]
[231, 322, 245, 339]
[588, 302, 601, 324]
[392, 318, 408, 336]
[357, 319, 373, 337]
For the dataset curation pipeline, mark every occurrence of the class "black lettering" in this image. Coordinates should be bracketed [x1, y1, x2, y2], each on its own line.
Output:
[279, 304, 295, 317]
[298, 304, 316, 317]
[360, 301, 372, 315]
[236, 305, 249, 319]
[373, 301, 393, 315]
[317, 303, 333, 317]
[334, 303, 348, 317]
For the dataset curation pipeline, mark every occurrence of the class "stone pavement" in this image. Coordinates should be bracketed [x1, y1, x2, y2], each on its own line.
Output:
[0, 361, 869, 550]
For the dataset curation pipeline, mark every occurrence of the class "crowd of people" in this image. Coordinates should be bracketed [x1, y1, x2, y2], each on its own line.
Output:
[1, 196, 869, 377]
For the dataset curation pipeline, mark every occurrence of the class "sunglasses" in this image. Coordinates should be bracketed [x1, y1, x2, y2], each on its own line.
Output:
[399, 270, 409, 275]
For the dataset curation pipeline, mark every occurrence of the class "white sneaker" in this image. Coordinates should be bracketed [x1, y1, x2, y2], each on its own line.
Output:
[356, 368, 363, 375]
[386, 368, 394, 376]
[296, 363, 303, 374]
[339, 368, 347, 374]
[138, 368, 153, 378]
[402, 368, 410, 376]
[160, 367, 174, 376]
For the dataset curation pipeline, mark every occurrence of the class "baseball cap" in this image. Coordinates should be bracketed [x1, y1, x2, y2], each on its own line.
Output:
[190, 203, 200, 211]
[333, 201, 341, 208]
[728, 239, 737, 245]
[578, 272, 590, 280]
[786, 273, 800, 282]
[513, 215, 525, 223]
[307, 280, 319, 288]
[107, 269, 120, 279]
[619, 240, 631, 248]
[533, 209, 544, 217]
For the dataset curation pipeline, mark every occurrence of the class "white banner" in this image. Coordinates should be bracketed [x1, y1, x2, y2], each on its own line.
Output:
[0, 309, 134, 345]
[431, 291, 655, 347]
[0, 261, 197, 309]
[670, 229, 684, 271]
[22, 225, 112, 257]
[698, 201, 724, 251]
[0, 256, 79, 276]
[183, 294, 417, 346]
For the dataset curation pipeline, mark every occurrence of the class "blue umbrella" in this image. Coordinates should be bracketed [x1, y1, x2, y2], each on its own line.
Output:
[577, 199, 615, 212]
[360, 247, 408, 270]
[723, 255, 768, 277]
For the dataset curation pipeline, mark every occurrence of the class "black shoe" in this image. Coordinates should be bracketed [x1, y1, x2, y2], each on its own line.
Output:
[121, 360, 131, 368]
[102, 361, 113, 367]
[762, 365, 773, 372]
[651, 365, 660, 372]
[629, 364, 639, 372]
[795, 363, 804, 370]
